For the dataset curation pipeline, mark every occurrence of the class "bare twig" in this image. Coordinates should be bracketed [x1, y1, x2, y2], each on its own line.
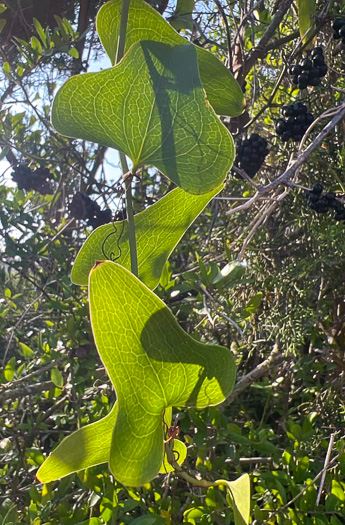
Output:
[315, 431, 339, 506]
[0, 381, 56, 403]
[226, 343, 285, 404]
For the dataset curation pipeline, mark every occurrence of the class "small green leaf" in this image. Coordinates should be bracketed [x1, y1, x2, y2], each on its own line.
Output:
[297, 0, 316, 48]
[217, 474, 251, 525]
[52, 41, 233, 195]
[4, 357, 16, 382]
[71, 186, 222, 288]
[18, 343, 35, 358]
[33, 18, 47, 46]
[331, 480, 345, 501]
[50, 367, 63, 388]
[67, 47, 79, 58]
[97, 0, 243, 116]
[212, 261, 246, 289]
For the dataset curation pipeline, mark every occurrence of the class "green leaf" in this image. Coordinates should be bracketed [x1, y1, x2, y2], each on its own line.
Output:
[4, 357, 16, 382]
[18, 343, 35, 359]
[67, 47, 79, 58]
[50, 368, 63, 388]
[331, 480, 345, 501]
[71, 186, 222, 288]
[217, 474, 251, 525]
[97, 0, 243, 117]
[37, 403, 118, 483]
[297, 0, 316, 48]
[52, 41, 233, 195]
[169, 0, 195, 31]
[93, 262, 235, 486]
[40, 262, 235, 486]
[212, 261, 246, 289]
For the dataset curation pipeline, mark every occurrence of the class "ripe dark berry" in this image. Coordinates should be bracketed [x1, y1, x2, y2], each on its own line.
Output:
[290, 65, 302, 75]
[318, 64, 328, 77]
[306, 113, 314, 124]
[333, 18, 345, 31]
[312, 183, 323, 195]
[311, 46, 323, 56]
[234, 133, 269, 178]
[308, 67, 320, 78]
[333, 30, 341, 39]
[288, 47, 327, 89]
[302, 58, 312, 70]
[313, 54, 325, 66]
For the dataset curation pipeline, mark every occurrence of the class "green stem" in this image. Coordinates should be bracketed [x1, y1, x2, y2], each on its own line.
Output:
[115, 0, 130, 64]
[120, 152, 138, 277]
[114, 0, 138, 277]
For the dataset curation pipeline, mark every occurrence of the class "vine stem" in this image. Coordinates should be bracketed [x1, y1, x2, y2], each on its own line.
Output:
[114, 0, 138, 277]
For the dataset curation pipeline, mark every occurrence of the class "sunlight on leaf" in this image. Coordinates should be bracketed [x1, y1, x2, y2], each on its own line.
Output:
[97, 0, 243, 116]
[52, 41, 233, 195]
[71, 185, 222, 288]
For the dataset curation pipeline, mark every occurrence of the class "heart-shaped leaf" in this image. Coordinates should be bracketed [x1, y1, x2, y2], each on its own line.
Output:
[92, 262, 234, 485]
[97, 0, 243, 117]
[52, 41, 233, 195]
[38, 263, 235, 486]
[71, 185, 222, 288]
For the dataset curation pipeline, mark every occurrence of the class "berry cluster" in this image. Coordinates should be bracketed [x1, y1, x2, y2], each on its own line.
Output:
[332, 18, 345, 43]
[275, 103, 314, 142]
[305, 184, 345, 221]
[11, 165, 54, 195]
[234, 133, 269, 177]
[289, 47, 327, 89]
[69, 192, 112, 229]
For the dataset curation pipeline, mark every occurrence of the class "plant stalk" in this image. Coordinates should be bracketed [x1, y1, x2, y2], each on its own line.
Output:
[120, 152, 138, 277]
[114, 0, 138, 277]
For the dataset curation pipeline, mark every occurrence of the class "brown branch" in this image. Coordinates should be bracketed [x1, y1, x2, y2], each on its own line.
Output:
[0, 381, 56, 403]
[241, 0, 294, 80]
[226, 343, 286, 405]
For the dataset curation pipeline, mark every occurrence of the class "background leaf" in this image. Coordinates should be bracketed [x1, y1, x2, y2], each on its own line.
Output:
[71, 186, 222, 288]
[52, 41, 233, 195]
[217, 474, 251, 525]
[297, 0, 316, 47]
[97, 0, 243, 117]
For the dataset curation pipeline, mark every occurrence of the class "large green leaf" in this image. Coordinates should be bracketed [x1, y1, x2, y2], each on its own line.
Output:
[52, 41, 233, 195]
[97, 0, 243, 117]
[217, 474, 251, 525]
[38, 262, 235, 486]
[91, 262, 235, 486]
[71, 185, 222, 288]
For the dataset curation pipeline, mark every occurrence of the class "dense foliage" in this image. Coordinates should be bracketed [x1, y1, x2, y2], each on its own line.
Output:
[0, 0, 345, 523]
